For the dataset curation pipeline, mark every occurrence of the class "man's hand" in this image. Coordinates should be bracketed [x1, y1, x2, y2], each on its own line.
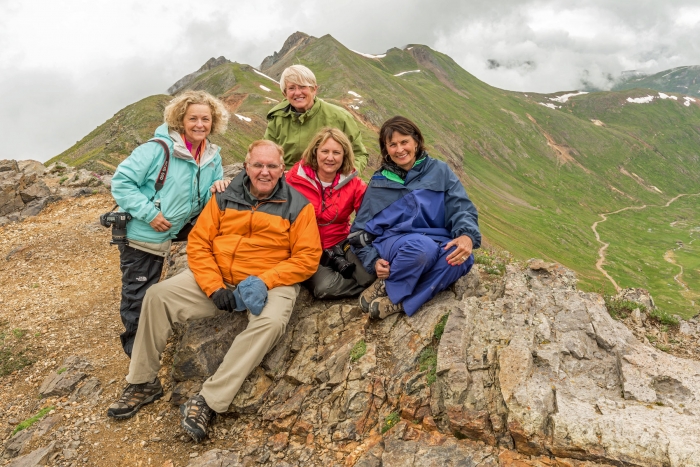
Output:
[445, 235, 473, 266]
[149, 212, 171, 232]
[210, 179, 230, 194]
[211, 288, 235, 312]
[375, 258, 390, 280]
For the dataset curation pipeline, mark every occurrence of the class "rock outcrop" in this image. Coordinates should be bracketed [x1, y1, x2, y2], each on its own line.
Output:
[161, 254, 700, 466]
[0, 160, 108, 226]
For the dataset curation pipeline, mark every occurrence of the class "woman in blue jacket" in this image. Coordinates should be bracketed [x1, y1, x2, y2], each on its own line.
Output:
[350, 116, 481, 320]
[111, 90, 229, 357]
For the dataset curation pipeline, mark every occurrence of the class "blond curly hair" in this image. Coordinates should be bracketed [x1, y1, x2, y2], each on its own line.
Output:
[164, 90, 229, 135]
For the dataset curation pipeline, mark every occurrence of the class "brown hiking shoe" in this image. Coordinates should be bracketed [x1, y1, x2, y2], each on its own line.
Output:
[107, 378, 163, 419]
[359, 279, 387, 312]
[180, 394, 214, 443]
[369, 296, 404, 320]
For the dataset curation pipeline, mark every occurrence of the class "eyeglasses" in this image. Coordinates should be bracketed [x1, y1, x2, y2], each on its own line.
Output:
[285, 85, 312, 93]
[248, 162, 283, 171]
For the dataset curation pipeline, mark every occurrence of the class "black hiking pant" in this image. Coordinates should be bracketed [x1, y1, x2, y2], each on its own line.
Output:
[117, 221, 195, 357]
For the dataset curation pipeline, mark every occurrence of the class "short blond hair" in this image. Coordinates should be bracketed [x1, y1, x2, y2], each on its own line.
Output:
[279, 65, 317, 94]
[164, 90, 229, 135]
[245, 140, 285, 165]
[301, 127, 355, 175]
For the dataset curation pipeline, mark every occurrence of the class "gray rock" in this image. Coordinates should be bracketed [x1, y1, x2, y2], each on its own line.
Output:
[3, 429, 33, 459]
[17, 160, 47, 177]
[19, 180, 50, 203]
[39, 356, 91, 397]
[184, 448, 241, 466]
[0, 159, 19, 173]
[5, 441, 55, 467]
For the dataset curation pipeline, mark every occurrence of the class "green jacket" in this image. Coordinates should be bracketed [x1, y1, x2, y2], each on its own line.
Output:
[264, 98, 368, 172]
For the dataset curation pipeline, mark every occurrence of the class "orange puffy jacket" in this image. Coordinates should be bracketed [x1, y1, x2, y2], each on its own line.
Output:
[187, 171, 322, 297]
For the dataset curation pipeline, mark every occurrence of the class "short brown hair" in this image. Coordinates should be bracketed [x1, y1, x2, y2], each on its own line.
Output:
[164, 90, 229, 135]
[301, 127, 356, 175]
[245, 140, 285, 165]
[379, 116, 425, 164]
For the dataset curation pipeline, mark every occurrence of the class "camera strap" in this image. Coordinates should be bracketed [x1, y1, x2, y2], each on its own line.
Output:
[149, 138, 170, 193]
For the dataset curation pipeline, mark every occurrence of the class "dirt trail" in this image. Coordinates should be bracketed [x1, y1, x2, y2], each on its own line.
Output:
[591, 193, 697, 292]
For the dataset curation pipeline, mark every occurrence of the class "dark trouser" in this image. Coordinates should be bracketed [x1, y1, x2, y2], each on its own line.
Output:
[305, 249, 376, 299]
[118, 245, 165, 357]
[117, 218, 196, 357]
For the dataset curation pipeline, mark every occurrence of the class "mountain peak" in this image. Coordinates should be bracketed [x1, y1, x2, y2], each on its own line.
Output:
[259, 31, 315, 73]
[168, 56, 233, 95]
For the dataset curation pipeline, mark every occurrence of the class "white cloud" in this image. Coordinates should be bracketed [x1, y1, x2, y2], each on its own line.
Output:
[2, 0, 700, 161]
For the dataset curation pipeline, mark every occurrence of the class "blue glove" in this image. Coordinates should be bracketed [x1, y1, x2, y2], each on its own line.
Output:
[234, 276, 268, 316]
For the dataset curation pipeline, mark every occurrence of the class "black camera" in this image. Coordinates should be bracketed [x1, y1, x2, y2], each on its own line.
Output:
[320, 240, 355, 279]
[100, 211, 133, 245]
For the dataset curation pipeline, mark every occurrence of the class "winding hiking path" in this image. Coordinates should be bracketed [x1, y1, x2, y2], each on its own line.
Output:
[592, 193, 697, 292]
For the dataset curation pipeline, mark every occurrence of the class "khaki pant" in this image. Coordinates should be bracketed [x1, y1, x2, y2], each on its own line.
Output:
[127, 269, 298, 413]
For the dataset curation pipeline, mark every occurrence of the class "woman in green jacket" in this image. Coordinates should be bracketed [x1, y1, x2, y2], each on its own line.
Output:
[264, 64, 369, 172]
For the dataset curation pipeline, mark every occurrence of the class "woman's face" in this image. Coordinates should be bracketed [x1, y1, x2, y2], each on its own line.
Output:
[183, 104, 213, 145]
[316, 138, 344, 182]
[386, 132, 418, 171]
[284, 82, 317, 112]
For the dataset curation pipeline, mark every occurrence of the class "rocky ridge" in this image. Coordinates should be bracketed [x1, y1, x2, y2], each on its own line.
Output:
[0, 159, 107, 227]
[1, 161, 699, 466]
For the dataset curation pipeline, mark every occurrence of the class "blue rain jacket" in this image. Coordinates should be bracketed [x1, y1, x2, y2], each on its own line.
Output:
[350, 153, 481, 274]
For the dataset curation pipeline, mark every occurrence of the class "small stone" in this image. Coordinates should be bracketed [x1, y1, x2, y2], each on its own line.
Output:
[189, 452, 199, 458]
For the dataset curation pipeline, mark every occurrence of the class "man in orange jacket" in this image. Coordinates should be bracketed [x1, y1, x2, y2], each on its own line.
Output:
[107, 140, 321, 442]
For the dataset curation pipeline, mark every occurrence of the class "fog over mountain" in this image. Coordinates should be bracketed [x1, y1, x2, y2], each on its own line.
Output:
[2, 0, 700, 161]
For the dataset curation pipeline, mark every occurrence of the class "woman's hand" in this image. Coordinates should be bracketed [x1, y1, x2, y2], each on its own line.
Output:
[375, 258, 390, 279]
[149, 212, 172, 232]
[445, 235, 473, 266]
[210, 179, 230, 193]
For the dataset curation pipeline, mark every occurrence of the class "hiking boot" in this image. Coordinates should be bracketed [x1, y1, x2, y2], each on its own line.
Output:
[107, 378, 163, 419]
[359, 279, 387, 313]
[180, 394, 214, 443]
[369, 296, 404, 320]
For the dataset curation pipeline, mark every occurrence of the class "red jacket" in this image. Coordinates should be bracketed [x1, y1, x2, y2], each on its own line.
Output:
[286, 161, 367, 249]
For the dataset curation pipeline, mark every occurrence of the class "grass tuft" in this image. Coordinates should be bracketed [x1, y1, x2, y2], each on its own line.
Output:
[433, 313, 450, 342]
[419, 348, 438, 386]
[381, 411, 400, 434]
[350, 339, 367, 362]
[12, 406, 54, 436]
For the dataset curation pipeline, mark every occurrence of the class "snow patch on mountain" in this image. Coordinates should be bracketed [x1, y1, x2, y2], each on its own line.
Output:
[351, 50, 386, 59]
[549, 91, 587, 103]
[684, 96, 696, 107]
[658, 93, 678, 100]
[394, 70, 421, 77]
[259, 85, 271, 92]
[539, 103, 560, 109]
[235, 114, 251, 122]
[348, 91, 362, 98]
[253, 69, 279, 84]
[627, 95, 655, 104]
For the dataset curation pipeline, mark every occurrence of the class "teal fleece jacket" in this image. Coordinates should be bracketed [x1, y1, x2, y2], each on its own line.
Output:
[111, 123, 223, 244]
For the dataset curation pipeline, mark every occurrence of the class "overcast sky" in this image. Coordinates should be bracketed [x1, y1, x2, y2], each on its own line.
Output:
[2, 0, 700, 162]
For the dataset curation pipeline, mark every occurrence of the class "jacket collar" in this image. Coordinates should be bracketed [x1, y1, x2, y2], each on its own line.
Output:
[293, 161, 358, 192]
[266, 98, 322, 124]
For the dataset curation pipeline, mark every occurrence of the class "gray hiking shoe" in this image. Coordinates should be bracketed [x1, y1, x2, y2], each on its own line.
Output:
[369, 296, 404, 320]
[180, 394, 214, 443]
[107, 378, 163, 419]
[359, 279, 387, 313]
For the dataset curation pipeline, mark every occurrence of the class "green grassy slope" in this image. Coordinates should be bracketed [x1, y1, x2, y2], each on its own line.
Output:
[48, 34, 700, 317]
[612, 66, 700, 96]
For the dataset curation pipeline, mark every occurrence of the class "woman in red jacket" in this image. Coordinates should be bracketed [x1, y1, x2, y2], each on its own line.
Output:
[286, 127, 375, 298]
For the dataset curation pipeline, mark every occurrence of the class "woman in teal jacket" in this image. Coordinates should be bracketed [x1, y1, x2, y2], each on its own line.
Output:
[111, 90, 229, 357]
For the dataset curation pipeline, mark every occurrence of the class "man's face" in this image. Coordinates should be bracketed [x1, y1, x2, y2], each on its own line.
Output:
[246, 145, 284, 199]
